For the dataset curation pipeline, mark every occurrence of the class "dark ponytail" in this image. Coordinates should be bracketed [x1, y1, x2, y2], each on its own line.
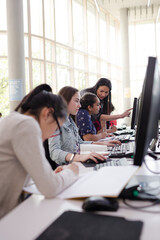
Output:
[15, 84, 67, 121]
[15, 84, 52, 112]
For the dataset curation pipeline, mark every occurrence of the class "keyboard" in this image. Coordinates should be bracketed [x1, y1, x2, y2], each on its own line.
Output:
[94, 157, 128, 171]
[113, 129, 135, 136]
[117, 126, 126, 131]
[107, 142, 135, 158]
[115, 134, 131, 143]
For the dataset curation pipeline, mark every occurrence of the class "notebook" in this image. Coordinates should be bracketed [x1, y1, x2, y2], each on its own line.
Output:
[23, 164, 138, 199]
[57, 165, 138, 199]
[36, 210, 143, 240]
[80, 143, 109, 154]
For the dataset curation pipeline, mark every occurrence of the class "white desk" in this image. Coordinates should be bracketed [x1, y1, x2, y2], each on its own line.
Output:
[0, 194, 160, 240]
[1, 158, 160, 240]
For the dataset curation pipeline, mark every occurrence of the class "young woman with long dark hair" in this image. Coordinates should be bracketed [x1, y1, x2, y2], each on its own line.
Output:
[0, 84, 79, 219]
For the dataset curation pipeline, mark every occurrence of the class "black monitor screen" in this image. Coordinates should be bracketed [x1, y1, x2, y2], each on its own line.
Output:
[134, 57, 160, 166]
[131, 97, 139, 130]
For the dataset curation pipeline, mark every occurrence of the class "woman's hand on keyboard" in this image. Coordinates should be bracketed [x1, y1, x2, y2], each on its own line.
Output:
[73, 152, 108, 163]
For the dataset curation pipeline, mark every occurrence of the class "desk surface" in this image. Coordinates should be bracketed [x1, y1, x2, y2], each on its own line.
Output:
[1, 158, 160, 240]
[0, 194, 160, 240]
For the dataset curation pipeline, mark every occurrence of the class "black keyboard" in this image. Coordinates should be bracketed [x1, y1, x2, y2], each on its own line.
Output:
[115, 134, 131, 143]
[117, 126, 126, 131]
[113, 129, 135, 136]
[108, 142, 135, 158]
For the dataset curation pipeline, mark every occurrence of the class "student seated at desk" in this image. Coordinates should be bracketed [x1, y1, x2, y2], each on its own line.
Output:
[49, 86, 120, 166]
[77, 92, 115, 141]
[0, 85, 79, 219]
[81, 78, 131, 132]
[15, 83, 58, 170]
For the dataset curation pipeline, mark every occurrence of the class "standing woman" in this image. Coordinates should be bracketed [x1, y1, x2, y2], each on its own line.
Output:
[49, 86, 120, 166]
[81, 78, 131, 132]
[0, 87, 79, 219]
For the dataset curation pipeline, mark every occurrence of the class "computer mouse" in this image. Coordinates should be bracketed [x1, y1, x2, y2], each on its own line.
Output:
[119, 139, 130, 143]
[82, 196, 119, 212]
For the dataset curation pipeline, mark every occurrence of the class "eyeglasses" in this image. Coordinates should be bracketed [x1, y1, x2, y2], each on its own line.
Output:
[53, 113, 62, 134]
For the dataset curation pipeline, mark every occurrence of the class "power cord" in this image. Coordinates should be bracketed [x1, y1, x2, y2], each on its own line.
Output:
[122, 198, 160, 213]
[144, 155, 160, 174]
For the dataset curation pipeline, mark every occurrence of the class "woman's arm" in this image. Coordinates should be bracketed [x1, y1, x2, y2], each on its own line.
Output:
[49, 134, 69, 165]
[92, 139, 121, 147]
[82, 131, 108, 141]
[100, 108, 132, 121]
[100, 108, 132, 130]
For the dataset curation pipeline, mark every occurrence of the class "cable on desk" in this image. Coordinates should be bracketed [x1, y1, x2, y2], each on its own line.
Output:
[122, 198, 160, 213]
[144, 157, 160, 174]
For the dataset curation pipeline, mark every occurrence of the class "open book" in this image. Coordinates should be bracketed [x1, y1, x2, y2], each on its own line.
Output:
[80, 144, 109, 154]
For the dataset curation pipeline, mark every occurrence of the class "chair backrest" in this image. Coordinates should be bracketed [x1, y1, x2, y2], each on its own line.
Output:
[43, 139, 59, 170]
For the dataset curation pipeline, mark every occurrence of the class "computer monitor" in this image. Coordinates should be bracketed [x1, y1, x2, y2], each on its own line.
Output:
[130, 97, 139, 130]
[134, 57, 160, 166]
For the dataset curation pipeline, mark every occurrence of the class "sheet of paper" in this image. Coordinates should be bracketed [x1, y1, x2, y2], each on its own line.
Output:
[80, 151, 109, 155]
[80, 144, 108, 153]
[57, 165, 139, 199]
[23, 163, 93, 195]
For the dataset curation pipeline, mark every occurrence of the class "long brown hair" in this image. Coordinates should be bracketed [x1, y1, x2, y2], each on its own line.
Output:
[58, 86, 78, 104]
[59, 86, 79, 122]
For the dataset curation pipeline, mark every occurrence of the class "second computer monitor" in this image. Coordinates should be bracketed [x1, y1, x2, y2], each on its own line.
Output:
[131, 97, 139, 130]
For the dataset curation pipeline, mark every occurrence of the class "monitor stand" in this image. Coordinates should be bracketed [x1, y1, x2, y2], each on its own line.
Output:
[154, 138, 160, 153]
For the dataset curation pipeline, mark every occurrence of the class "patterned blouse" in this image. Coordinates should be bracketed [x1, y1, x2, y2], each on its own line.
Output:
[77, 109, 96, 139]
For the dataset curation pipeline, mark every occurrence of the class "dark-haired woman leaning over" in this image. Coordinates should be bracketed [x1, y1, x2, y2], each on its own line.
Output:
[81, 78, 132, 132]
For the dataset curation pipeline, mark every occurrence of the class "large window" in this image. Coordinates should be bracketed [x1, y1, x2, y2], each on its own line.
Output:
[99, 12, 108, 60]
[55, 0, 69, 45]
[87, 1, 97, 55]
[73, 0, 84, 51]
[0, 0, 121, 117]
[129, 21, 159, 101]
[0, 0, 8, 116]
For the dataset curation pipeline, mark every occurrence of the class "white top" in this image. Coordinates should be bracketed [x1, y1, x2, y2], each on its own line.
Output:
[0, 112, 78, 219]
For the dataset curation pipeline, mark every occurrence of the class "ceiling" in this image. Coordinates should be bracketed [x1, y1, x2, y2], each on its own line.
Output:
[97, 0, 160, 20]
[97, 0, 160, 9]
